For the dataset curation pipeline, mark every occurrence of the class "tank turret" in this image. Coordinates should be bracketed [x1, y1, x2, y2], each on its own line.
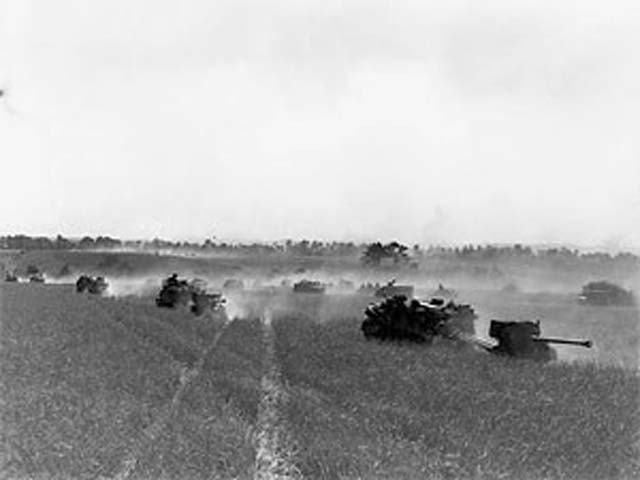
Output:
[488, 320, 591, 362]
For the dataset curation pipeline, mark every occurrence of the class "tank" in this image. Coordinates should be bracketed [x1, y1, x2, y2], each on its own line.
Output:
[76, 275, 93, 292]
[191, 290, 226, 316]
[76, 275, 109, 295]
[156, 273, 193, 308]
[223, 278, 245, 290]
[578, 281, 635, 306]
[357, 282, 380, 295]
[88, 276, 109, 295]
[293, 279, 325, 294]
[156, 273, 226, 316]
[374, 280, 414, 298]
[362, 295, 477, 342]
[488, 320, 592, 362]
[29, 272, 45, 283]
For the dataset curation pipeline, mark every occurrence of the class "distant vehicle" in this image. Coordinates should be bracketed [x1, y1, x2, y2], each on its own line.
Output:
[156, 274, 192, 308]
[223, 278, 244, 290]
[578, 281, 635, 306]
[293, 279, 325, 294]
[156, 273, 226, 316]
[374, 279, 414, 298]
[4, 271, 18, 282]
[76, 275, 108, 295]
[357, 282, 380, 295]
[29, 272, 45, 283]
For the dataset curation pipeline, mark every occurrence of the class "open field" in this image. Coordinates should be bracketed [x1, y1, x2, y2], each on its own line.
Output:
[274, 314, 639, 479]
[1, 250, 639, 479]
[0, 283, 262, 479]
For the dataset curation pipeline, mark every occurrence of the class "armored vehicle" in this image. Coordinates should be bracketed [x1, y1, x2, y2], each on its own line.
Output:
[578, 281, 635, 306]
[357, 282, 380, 295]
[76, 275, 109, 295]
[156, 273, 226, 316]
[223, 278, 245, 290]
[88, 276, 108, 295]
[487, 320, 592, 362]
[191, 290, 226, 316]
[76, 275, 93, 293]
[362, 297, 592, 363]
[156, 273, 192, 308]
[374, 280, 414, 298]
[362, 295, 476, 342]
[29, 272, 45, 283]
[293, 279, 325, 294]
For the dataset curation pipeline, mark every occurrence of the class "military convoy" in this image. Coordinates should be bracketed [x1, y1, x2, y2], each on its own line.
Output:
[362, 294, 593, 362]
[156, 273, 226, 316]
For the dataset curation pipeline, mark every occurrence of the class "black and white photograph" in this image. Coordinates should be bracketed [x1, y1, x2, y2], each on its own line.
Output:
[1, 1, 638, 479]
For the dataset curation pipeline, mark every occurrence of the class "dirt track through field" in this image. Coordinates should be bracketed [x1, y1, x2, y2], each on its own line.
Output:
[254, 311, 301, 480]
[102, 314, 233, 480]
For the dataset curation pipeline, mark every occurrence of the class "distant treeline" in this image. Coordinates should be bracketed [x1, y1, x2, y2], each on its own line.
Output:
[0, 235, 361, 256]
[1, 234, 638, 268]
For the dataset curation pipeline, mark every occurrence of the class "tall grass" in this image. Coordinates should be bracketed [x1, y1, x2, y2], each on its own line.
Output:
[0, 284, 177, 478]
[274, 315, 640, 479]
[0, 284, 261, 479]
[130, 318, 265, 480]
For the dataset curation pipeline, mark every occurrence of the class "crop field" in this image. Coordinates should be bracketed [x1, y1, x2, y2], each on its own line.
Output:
[1, 252, 639, 480]
[0, 283, 263, 479]
[274, 312, 638, 479]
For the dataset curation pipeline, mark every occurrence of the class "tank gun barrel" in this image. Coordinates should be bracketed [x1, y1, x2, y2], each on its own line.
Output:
[533, 337, 592, 348]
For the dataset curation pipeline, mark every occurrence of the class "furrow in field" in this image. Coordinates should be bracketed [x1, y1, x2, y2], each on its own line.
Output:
[102, 314, 233, 480]
[254, 311, 301, 480]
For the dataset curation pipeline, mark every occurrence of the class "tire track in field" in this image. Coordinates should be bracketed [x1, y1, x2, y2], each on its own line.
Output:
[101, 314, 233, 480]
[254, 310, 301, 480]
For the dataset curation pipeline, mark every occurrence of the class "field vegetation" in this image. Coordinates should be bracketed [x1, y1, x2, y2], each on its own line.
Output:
[275, 314, 639, 479]
[0, 283, 262, 479]
[1, 247, 639, 479]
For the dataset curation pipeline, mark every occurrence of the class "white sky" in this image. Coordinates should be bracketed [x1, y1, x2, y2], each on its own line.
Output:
[1, 0, 639, 247]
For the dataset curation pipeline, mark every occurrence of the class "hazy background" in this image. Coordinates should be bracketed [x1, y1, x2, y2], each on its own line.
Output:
[1, 0, 639, 247]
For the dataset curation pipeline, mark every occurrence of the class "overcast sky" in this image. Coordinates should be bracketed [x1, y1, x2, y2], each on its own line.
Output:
[1, 0, 639, 247]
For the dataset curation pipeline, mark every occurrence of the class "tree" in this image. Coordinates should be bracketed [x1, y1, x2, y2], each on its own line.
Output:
[361, 241, 410, 267]
[362, 242, 387, 266]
